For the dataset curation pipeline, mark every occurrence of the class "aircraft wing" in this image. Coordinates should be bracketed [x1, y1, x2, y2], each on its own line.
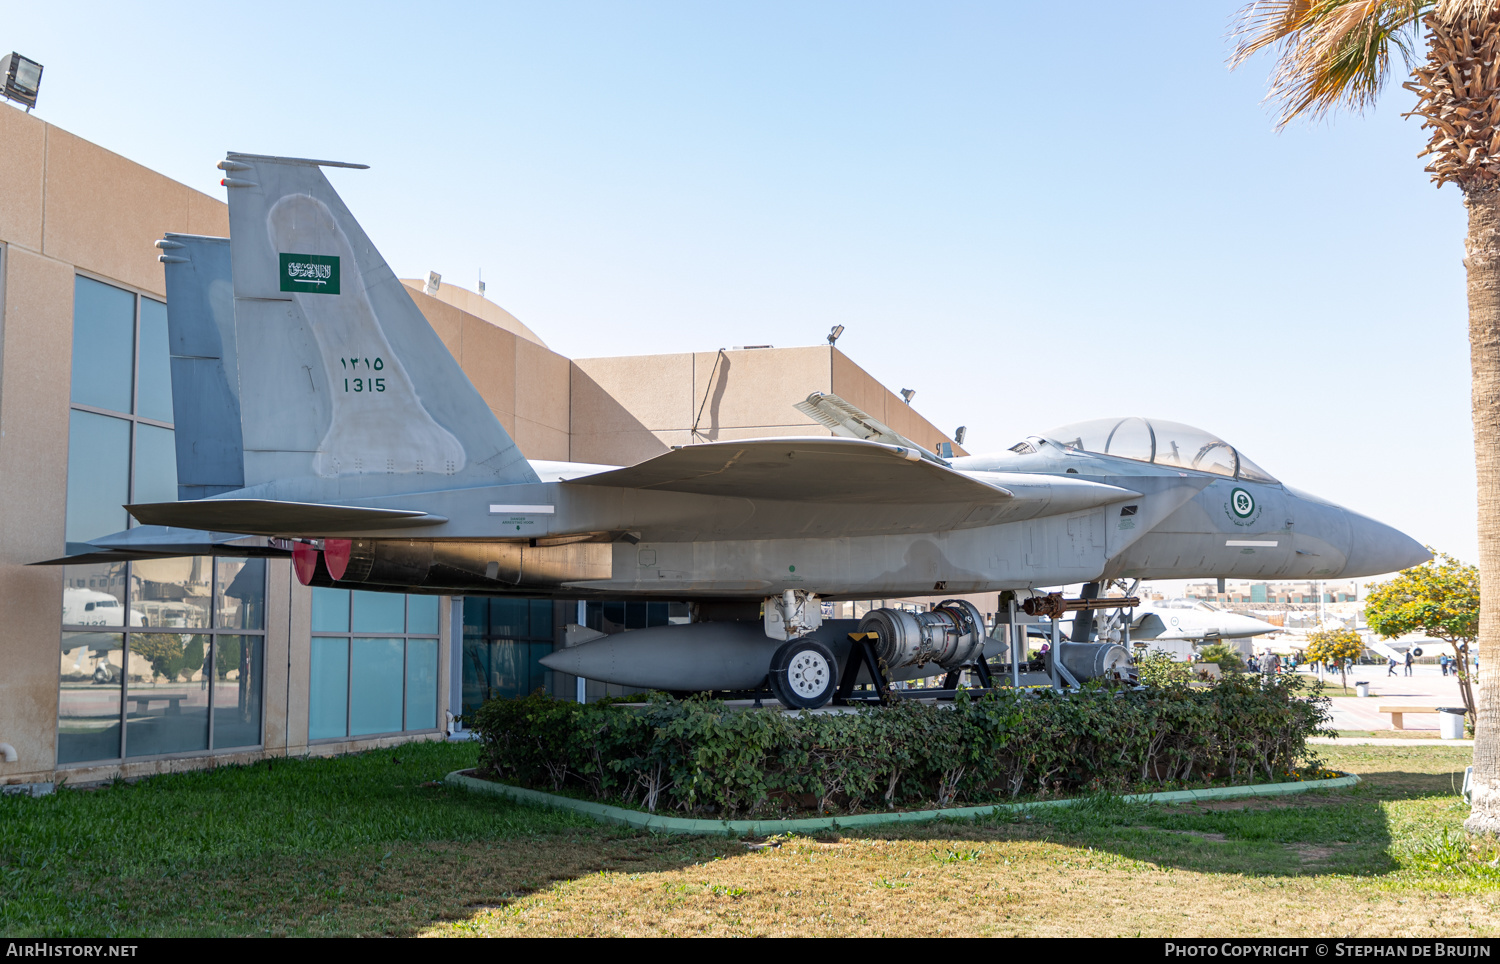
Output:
[566, 437, 997, 503]
[566, 437, 1137, 513]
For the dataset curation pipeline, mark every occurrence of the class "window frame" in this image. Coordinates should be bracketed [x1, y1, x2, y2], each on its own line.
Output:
[58, 272, 269, 767]
[307, 590, 443, 743]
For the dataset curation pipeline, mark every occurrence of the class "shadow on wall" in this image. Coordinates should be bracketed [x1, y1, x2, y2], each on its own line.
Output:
[568, 367, 671, 467]
[690, 351, 732, 444]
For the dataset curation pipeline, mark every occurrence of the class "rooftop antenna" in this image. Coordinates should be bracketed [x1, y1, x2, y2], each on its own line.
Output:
[478, 269, 486, 299]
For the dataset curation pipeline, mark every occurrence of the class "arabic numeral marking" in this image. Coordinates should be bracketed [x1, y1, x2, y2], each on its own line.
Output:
[340, 358, 386, 391]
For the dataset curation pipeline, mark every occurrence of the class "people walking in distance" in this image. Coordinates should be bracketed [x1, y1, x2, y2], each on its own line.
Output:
[1404, 650, 1414, 677]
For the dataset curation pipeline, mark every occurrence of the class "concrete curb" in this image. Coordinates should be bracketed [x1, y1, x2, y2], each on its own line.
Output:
[444, 769, 1361, 836]
[1310, 737, 1474, 746]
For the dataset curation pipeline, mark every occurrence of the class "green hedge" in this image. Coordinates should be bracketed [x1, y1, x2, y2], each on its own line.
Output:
[470, 676, 1330, 817]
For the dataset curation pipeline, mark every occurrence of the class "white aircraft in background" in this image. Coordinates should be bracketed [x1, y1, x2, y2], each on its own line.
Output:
[62, 587, 144, 629]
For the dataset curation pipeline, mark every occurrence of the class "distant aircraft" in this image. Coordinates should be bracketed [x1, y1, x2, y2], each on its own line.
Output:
[42, 152, 1430, 709]
[1120, 599, 1281, 645]
[61, 587, 143, 630]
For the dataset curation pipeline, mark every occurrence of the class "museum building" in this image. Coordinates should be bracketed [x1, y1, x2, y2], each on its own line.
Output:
[0, 106, 966, 792]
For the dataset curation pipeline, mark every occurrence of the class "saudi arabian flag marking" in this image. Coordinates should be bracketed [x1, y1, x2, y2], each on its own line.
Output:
[1230, 487, 1256, 519]
[280, 253, 340, 294]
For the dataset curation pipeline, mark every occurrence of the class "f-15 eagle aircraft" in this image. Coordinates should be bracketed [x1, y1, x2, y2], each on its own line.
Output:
[48, 152, 1429, 709]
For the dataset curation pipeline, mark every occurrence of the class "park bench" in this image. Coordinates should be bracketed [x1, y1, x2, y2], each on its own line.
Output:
[1378, 705, 1440, 730]
[128, 694, 186, 716]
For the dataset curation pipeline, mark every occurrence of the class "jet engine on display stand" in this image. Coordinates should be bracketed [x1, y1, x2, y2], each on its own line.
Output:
[540, 588, 1143, 710]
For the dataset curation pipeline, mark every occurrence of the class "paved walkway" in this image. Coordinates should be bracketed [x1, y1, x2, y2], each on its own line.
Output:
[1291, 664, 1472, 733]
[1308, 737, 1473, 746]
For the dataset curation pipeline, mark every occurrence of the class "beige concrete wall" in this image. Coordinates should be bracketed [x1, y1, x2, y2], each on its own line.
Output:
[830, 348, 967, 456]
[689, 346, 829, 440]
[570, 353, 693, 465]
[514, 339, 570, 461]
[283, 579, 313, 754]
[31, 120, 226, 299]
[399, 279, 548, 349]
[571, 345, 964, 463]
[261, 558, 294, 753]
[0, 247, 74, 785]
[0, 108, 45, 252]
[406, 285, 571, 461]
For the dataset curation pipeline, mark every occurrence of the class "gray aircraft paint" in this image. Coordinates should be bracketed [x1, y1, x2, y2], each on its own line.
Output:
[221, 152, 538, 500]
[158, 234, 244, 500]
[542, 619, 987, 690]
[114, 153, 1430, 607]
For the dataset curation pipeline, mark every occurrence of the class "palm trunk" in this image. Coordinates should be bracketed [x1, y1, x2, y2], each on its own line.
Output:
[1463, 182, 1500, 835]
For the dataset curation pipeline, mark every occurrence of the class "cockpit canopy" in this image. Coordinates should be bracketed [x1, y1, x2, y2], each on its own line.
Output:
[1013, 417, 1277, 483]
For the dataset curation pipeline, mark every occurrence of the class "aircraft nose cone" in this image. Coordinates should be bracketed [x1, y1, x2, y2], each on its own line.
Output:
[1341, 514, 1430, 578]
[1227, 613, 1280, 636]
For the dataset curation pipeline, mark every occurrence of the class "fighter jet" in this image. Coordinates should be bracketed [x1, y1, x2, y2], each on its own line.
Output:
[1120, 599, 1281, 645]
[50, 153, 1429, 709]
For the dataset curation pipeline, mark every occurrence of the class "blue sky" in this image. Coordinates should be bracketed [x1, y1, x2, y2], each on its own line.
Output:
[7, 1, 1473, 570]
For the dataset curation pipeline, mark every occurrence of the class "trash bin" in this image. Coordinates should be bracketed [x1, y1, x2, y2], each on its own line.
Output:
[1355, 681, 1370, 698]
[1439, 707, 1467, 740]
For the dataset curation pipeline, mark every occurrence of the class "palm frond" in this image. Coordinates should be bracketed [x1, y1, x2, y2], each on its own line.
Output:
[1231, 0, 1431, 126]
[1435, 0, 1500, 24]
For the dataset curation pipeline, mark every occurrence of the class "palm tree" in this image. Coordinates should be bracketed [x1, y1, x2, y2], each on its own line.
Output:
[1231, 0, 1498, 835]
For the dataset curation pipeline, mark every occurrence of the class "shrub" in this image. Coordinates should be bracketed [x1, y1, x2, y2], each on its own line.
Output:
[1197, 642, 1246, 674]
[1133, 649, 1193, 686]
[471, 677, 1331, 818]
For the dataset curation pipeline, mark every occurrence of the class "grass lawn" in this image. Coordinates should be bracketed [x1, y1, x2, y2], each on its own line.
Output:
[2, 741, 1494, 937]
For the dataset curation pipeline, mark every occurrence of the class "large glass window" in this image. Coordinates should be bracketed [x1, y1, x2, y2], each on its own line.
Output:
[308, 589, 442, 740]
[59, 275, 267, 766]
[64, 276, 177, 550]
[58, 557, 266, 764]
[461, 598, 559, 715]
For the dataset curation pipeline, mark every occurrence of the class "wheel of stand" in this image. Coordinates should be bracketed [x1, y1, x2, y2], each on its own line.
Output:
[768, 638, 840, 709]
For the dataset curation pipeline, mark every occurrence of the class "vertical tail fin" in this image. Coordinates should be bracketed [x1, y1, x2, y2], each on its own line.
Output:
[221, 152, 538, 501]
[157, 233, 245, 500]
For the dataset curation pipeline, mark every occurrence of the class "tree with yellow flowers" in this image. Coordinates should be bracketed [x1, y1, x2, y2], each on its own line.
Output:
[1365, 553, 1478, 720]
[1304, 627, 1366, 693]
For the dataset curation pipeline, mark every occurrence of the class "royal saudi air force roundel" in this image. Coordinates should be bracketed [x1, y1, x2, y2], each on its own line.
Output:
[1230, 487, 1256, 519]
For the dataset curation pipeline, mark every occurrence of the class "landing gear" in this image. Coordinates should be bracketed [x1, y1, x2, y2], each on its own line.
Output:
[768, 637, 840, 709]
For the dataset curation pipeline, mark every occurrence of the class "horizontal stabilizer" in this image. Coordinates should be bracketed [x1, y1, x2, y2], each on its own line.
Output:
[32, 528, 288, 565]
[126, 499, 446, 536]
[567, 437, 1007, 504]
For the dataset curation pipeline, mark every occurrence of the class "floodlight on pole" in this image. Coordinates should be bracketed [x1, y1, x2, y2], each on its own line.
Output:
[954, 426, 966, 446]
[827, 324, 844, 345]
[2, 53, 43, 112]
[900, 388, 915, 405]
[424, 271, 441, 296]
